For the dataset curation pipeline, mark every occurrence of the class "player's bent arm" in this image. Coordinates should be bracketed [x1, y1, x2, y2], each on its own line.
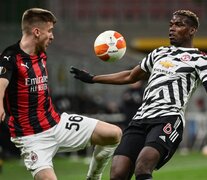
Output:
[93, 65, 149, 85]
[0, 78, 9, 122]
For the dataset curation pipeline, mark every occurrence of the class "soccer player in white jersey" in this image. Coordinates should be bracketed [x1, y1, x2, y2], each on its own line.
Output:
[70, 10, 207, 180]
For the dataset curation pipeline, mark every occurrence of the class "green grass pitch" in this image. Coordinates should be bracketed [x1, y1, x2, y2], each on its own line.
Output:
[0, 151, 207, 180]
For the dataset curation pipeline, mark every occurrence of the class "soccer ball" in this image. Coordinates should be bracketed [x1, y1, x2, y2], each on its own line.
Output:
[94, 30, 126, 62]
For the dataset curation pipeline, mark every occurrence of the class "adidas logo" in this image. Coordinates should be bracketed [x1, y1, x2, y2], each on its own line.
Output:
[159, 135, 166, 142]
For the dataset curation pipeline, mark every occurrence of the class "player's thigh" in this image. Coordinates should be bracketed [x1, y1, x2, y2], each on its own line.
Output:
[91, 120, 122, 146]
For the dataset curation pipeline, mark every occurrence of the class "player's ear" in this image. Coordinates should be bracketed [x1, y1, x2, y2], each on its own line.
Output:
[33, 27, 41, 37]
[190, 27, 197, 35]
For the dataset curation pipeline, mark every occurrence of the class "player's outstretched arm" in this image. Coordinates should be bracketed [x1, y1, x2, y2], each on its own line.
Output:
[70, 65, 149, 85]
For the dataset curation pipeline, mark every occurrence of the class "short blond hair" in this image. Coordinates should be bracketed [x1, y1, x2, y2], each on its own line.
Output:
[173, 10, 199, 28]
[21, 8, 57, 34]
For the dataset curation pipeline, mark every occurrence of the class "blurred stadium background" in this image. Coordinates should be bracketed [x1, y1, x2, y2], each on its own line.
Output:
[0, 0, 207, 179]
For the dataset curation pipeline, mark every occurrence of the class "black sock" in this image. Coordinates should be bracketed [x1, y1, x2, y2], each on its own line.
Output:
[136, 174, 152, 180]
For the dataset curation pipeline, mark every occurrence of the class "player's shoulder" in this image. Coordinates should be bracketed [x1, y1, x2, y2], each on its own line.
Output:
[151, 46, 170, 55]
[1, 42, 20, 57]
[155, 46, 171, 52]
[192, 50, 207, 61]
[199, 51, 207, 57]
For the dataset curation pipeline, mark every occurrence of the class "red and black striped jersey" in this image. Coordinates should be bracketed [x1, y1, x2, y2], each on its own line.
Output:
[0, 41, 60, 137]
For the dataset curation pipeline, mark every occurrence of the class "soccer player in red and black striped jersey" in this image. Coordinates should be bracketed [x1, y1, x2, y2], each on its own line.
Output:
[0, 8, 122, 180]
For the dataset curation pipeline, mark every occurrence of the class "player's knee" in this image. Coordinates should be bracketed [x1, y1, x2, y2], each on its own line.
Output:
[111, 126, 122, 144]
[92, 123, 122, 145]
[110, 166, 128, 180]
[135, 155, 158, 175]
[135, 146, 160, 175]
[110, 155, 133, 180]
[34, 168, 57, 180]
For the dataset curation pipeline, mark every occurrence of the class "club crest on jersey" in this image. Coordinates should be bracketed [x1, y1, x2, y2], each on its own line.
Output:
[180, 53, 192, 61]
[30, 151, 38, 164]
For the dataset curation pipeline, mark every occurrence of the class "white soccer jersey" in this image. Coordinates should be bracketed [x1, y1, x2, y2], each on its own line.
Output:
[133, 46, 207, 126]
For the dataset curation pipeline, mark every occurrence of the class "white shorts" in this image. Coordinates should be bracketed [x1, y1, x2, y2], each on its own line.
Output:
[11, 112, 98, 177]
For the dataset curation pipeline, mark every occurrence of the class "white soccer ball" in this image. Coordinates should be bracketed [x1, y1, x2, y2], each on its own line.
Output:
[94, 30, 126, 62]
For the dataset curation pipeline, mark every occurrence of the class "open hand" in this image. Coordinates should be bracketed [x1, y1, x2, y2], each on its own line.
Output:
[70, 66, 95, 83]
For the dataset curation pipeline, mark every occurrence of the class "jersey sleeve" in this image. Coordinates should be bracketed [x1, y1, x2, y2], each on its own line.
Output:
[195, 56, 207, 92]
[0, 50, 14, 81]
[140, 48, 157, 73]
